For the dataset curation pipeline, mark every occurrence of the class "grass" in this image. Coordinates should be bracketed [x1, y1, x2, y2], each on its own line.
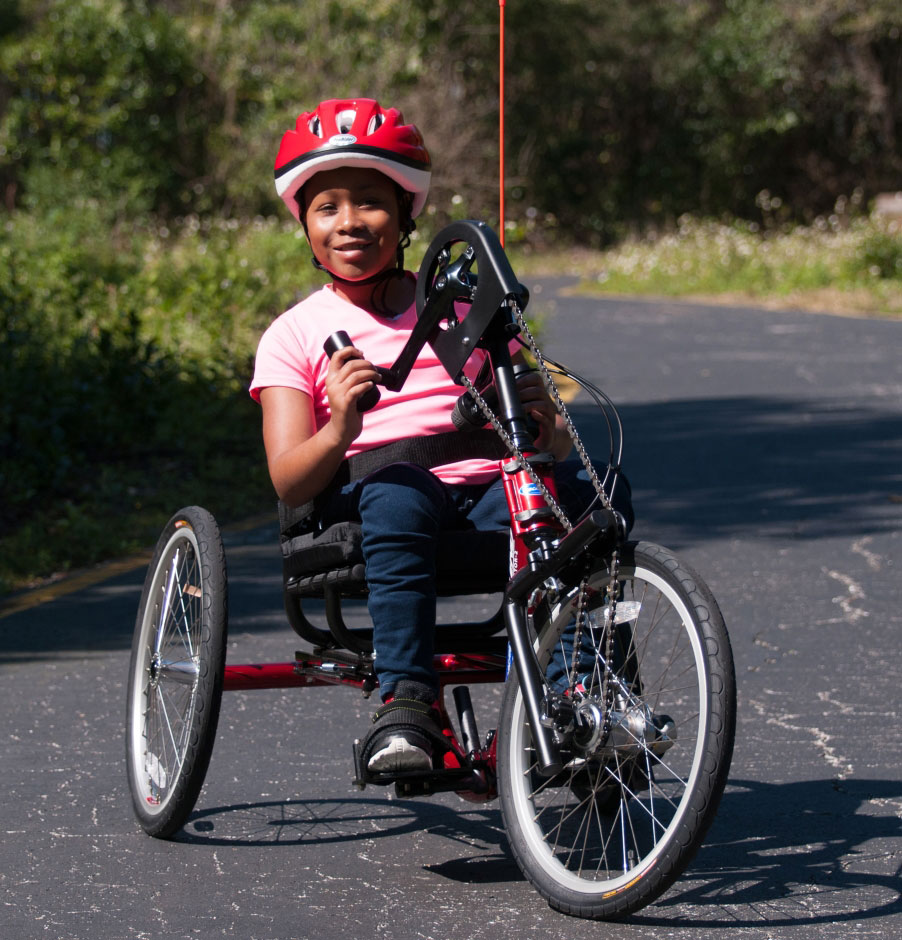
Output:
[2, 453, 275, 593]
[509, 212, 902, 318]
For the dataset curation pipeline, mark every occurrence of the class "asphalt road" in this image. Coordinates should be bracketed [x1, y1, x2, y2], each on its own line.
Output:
[2, 281, 901, 939]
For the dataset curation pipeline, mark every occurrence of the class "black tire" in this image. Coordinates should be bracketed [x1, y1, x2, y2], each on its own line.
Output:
[497, 541, 736, 919]
[125, 506, 228, 838]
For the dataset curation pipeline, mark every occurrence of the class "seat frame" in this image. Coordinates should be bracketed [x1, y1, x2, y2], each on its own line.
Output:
[282, 522, 512, 656]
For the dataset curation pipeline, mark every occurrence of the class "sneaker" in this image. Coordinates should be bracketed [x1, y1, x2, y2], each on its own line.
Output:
[367, 732, 432, 772]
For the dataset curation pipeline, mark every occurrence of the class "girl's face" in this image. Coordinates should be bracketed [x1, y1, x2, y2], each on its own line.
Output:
[302, 167, 402, 282]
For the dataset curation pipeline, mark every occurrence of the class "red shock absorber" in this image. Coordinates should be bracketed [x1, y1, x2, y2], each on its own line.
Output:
[502, 452, 565, 572]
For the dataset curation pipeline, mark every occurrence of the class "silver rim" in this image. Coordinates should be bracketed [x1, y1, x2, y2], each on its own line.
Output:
[128, 526, 204, 815]
[506, 560, 708, 895]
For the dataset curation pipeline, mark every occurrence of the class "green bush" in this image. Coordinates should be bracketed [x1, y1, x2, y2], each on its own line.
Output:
[0, 0, 209, 217]
[857, 223, 902, 279]
[0, 204, 320, 590]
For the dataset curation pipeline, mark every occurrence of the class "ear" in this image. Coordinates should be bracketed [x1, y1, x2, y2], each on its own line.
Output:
[393, 185, 414, 232]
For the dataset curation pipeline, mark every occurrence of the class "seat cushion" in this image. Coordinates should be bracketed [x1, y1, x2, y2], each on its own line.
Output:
[283, 522, 509, 596]
[282, 521, 363, 579]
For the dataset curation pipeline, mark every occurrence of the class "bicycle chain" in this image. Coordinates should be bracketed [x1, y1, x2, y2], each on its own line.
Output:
[512, 305, 616, 515]
[507, 304, 622, 710]
[460, 370, 572, 531]
[460, 297, 622, 740]
[459, 299, 616, 529]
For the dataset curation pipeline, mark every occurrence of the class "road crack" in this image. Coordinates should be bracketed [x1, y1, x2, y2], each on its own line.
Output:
[823, 569, 869, 624]
[751, 698, 853, 778]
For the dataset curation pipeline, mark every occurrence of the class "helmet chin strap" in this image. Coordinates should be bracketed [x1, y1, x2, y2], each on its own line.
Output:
[310, 242, 411, 319]
[309, 253, 403, 287]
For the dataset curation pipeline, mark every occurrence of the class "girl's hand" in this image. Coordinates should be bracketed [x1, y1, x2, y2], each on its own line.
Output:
[516, 369, 558, 452]
[516, 368, 572, 459]
[324, 345, 380, 445]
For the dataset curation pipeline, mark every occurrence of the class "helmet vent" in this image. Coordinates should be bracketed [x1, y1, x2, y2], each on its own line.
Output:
[276, 100, 431, 222]
[336, 109, 357, 134]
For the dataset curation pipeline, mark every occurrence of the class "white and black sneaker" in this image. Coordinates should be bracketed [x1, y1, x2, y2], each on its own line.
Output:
[362, 693, 446, 774]
[367, 732, 433, 772]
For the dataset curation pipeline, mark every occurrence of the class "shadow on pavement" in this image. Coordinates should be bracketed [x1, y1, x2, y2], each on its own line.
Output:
[162, 775, 902, 927]
[2, 393, 900, 660]
[570, 396, 902, 547]
[637, 776, 902, 927]
[179, 795, 506, 851]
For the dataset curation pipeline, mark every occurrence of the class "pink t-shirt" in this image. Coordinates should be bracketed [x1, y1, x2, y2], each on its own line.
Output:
[250, 284, 502, 485]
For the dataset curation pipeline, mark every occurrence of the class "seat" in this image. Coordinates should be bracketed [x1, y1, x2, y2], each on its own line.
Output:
[282, 521, 511, 655]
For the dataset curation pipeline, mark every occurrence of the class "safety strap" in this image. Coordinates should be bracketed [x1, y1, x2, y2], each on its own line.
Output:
[344, 427, 505, 481]
[279, 428, 507, 538]
[358, 698, 451, 771]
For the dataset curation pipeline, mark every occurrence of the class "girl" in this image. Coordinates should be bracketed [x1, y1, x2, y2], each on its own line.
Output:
[250, 98, 631, 773]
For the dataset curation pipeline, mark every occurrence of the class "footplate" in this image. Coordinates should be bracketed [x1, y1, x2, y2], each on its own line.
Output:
[352, 740, 490, 798]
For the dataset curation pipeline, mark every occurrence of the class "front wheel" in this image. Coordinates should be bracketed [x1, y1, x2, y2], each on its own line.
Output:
[125, 506, 228, 838]
[497, 541, 736, 919]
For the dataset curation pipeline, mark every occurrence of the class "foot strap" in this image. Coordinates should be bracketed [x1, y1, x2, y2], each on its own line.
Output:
[359, 699, 450, 770]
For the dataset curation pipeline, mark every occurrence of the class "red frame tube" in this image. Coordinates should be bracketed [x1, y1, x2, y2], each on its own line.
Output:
[223, 653, 506, 693]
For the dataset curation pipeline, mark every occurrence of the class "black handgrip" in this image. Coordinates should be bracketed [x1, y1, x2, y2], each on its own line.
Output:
[450, 384, 499, 430]
[450, 361, 540, 437]
[323, 330, 381, 412]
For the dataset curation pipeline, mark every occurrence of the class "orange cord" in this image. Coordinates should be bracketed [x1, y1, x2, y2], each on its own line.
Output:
[499, 0, 505, 247]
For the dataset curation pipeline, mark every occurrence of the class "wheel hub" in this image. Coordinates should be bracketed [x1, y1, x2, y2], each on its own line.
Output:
[571, 697, 676, 759]
[148, 652, 161, 689]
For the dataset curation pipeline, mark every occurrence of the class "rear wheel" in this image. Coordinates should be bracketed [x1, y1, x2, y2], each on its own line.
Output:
[125, 506, 227, 838]
[497, 541, 735, 919]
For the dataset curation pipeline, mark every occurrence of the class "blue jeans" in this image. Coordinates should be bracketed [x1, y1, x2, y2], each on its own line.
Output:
[318, 459, 633, 700]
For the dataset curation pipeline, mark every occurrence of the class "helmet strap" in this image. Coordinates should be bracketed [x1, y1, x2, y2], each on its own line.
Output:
[311, 255, 400, 288]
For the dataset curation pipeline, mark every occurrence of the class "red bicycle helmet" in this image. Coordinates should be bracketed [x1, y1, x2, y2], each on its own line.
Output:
[274, 98, 431, 222]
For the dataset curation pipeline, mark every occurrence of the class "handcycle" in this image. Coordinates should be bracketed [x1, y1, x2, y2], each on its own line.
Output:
[125, 220, 736, 920]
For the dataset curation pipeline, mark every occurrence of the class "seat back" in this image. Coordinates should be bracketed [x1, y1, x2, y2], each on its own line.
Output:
[283, 522, 509, 596]
[282, 523, 510, 654]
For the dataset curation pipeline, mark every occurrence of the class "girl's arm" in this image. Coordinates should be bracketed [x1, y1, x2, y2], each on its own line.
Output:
[259, 345, 379, 507]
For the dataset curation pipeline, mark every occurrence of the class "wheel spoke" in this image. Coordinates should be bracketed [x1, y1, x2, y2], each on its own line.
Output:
[156, 549, 180, 656]
[172, 552, 199, 661]
[499, 544, 733, 916]
[127, 510, 226, 838]
[155, 685, 181, 773]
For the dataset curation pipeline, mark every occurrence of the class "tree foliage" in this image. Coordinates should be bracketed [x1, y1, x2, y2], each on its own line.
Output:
[0, 0, 208, 215]
[499, 0, 902, 237]
[1, 0, 900, 588]
[2, 0, 900, 231]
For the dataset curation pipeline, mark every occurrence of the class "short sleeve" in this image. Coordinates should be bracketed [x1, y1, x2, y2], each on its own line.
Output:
[249, 310, 314, 402]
